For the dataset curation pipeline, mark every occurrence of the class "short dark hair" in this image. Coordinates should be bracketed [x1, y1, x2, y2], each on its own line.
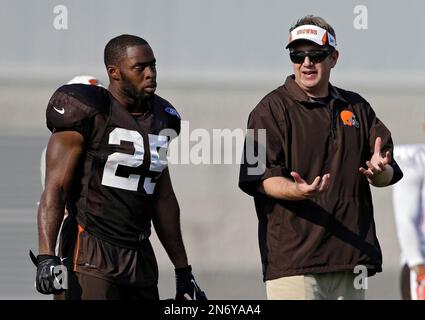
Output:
[290, 15, 336, 41]
[104, 34, 149, 67]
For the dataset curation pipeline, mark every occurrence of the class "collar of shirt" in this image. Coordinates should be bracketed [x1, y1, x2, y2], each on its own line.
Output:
[284, 75, 348, 105]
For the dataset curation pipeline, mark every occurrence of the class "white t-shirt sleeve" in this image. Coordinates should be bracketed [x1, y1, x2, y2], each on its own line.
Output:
[393, 145, 425, 267]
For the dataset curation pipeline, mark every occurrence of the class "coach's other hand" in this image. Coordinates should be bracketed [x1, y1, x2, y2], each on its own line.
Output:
[30, 251, 66, 295]
[175, 265, 207, 300]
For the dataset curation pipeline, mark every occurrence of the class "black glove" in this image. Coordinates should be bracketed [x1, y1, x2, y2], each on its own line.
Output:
[175, 265, 207, 300]
[30, 250, 66, 295]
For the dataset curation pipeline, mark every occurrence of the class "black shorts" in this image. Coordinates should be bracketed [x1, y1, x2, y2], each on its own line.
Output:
[55, 271, 159, 300]
[56, 214, 159, 300]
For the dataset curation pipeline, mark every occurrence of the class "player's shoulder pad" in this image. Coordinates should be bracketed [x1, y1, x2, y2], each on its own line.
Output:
[46, 84, 111, 132]
[154, 95, 181, 119]
[151, 94, 181, 136]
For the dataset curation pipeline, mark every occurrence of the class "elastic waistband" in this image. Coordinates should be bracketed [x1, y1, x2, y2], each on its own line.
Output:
[81, 226, 152, 249]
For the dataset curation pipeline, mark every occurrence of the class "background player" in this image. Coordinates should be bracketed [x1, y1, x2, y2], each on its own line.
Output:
[393, 120, 425, 300]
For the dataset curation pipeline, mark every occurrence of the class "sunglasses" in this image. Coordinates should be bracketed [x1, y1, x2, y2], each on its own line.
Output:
[289, 49, 333, 64]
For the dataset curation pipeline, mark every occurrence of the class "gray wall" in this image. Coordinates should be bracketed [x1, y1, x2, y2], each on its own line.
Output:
[1, 0, 424, 83]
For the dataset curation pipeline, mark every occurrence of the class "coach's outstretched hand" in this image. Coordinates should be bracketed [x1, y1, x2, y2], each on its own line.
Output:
[30, 250, 66, 295]
[175, 265, 207, 300]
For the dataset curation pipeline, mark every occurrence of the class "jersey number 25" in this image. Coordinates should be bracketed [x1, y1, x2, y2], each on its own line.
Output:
[101, 128, 168, 194]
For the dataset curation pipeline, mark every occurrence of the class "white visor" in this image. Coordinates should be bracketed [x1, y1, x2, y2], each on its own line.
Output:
[286, 24, 337, 49]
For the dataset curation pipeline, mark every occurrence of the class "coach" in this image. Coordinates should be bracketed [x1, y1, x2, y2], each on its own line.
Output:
[239, 15, 403, 300]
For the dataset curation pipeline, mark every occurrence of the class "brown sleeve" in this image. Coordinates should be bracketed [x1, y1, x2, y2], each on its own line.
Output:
[238, 95, 291, 196]
[46, 85, 103, 137]
[366, 103, 403, 185]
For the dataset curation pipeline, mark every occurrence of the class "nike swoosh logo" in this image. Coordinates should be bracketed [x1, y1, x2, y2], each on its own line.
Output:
[191, 279, 197, 300]
[53, 106, 65, 114]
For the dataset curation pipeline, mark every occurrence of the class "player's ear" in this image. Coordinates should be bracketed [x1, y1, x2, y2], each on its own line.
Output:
[107, 65, 121, 81]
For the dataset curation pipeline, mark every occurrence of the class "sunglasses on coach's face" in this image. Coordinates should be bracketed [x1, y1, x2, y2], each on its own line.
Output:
[289, 49, 333, 64]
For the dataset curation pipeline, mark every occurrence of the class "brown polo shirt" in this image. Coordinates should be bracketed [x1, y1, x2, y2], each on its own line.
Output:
[239, 75, 403, 281]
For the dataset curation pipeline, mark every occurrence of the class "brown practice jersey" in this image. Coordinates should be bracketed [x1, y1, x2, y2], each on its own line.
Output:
[46, 84, 181, 249]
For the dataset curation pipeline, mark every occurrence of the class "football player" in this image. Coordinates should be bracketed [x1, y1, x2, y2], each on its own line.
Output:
[33, 35, 206, 300]
[393, 119, 425, 300]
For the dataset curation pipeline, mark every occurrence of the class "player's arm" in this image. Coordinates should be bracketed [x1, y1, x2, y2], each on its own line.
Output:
[152, 167, 188, 268]
[152, 167, 207, 300]
[393, 160, 425, 283]
[38, 131, 84, 254]
[35, 130, 84, 295]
